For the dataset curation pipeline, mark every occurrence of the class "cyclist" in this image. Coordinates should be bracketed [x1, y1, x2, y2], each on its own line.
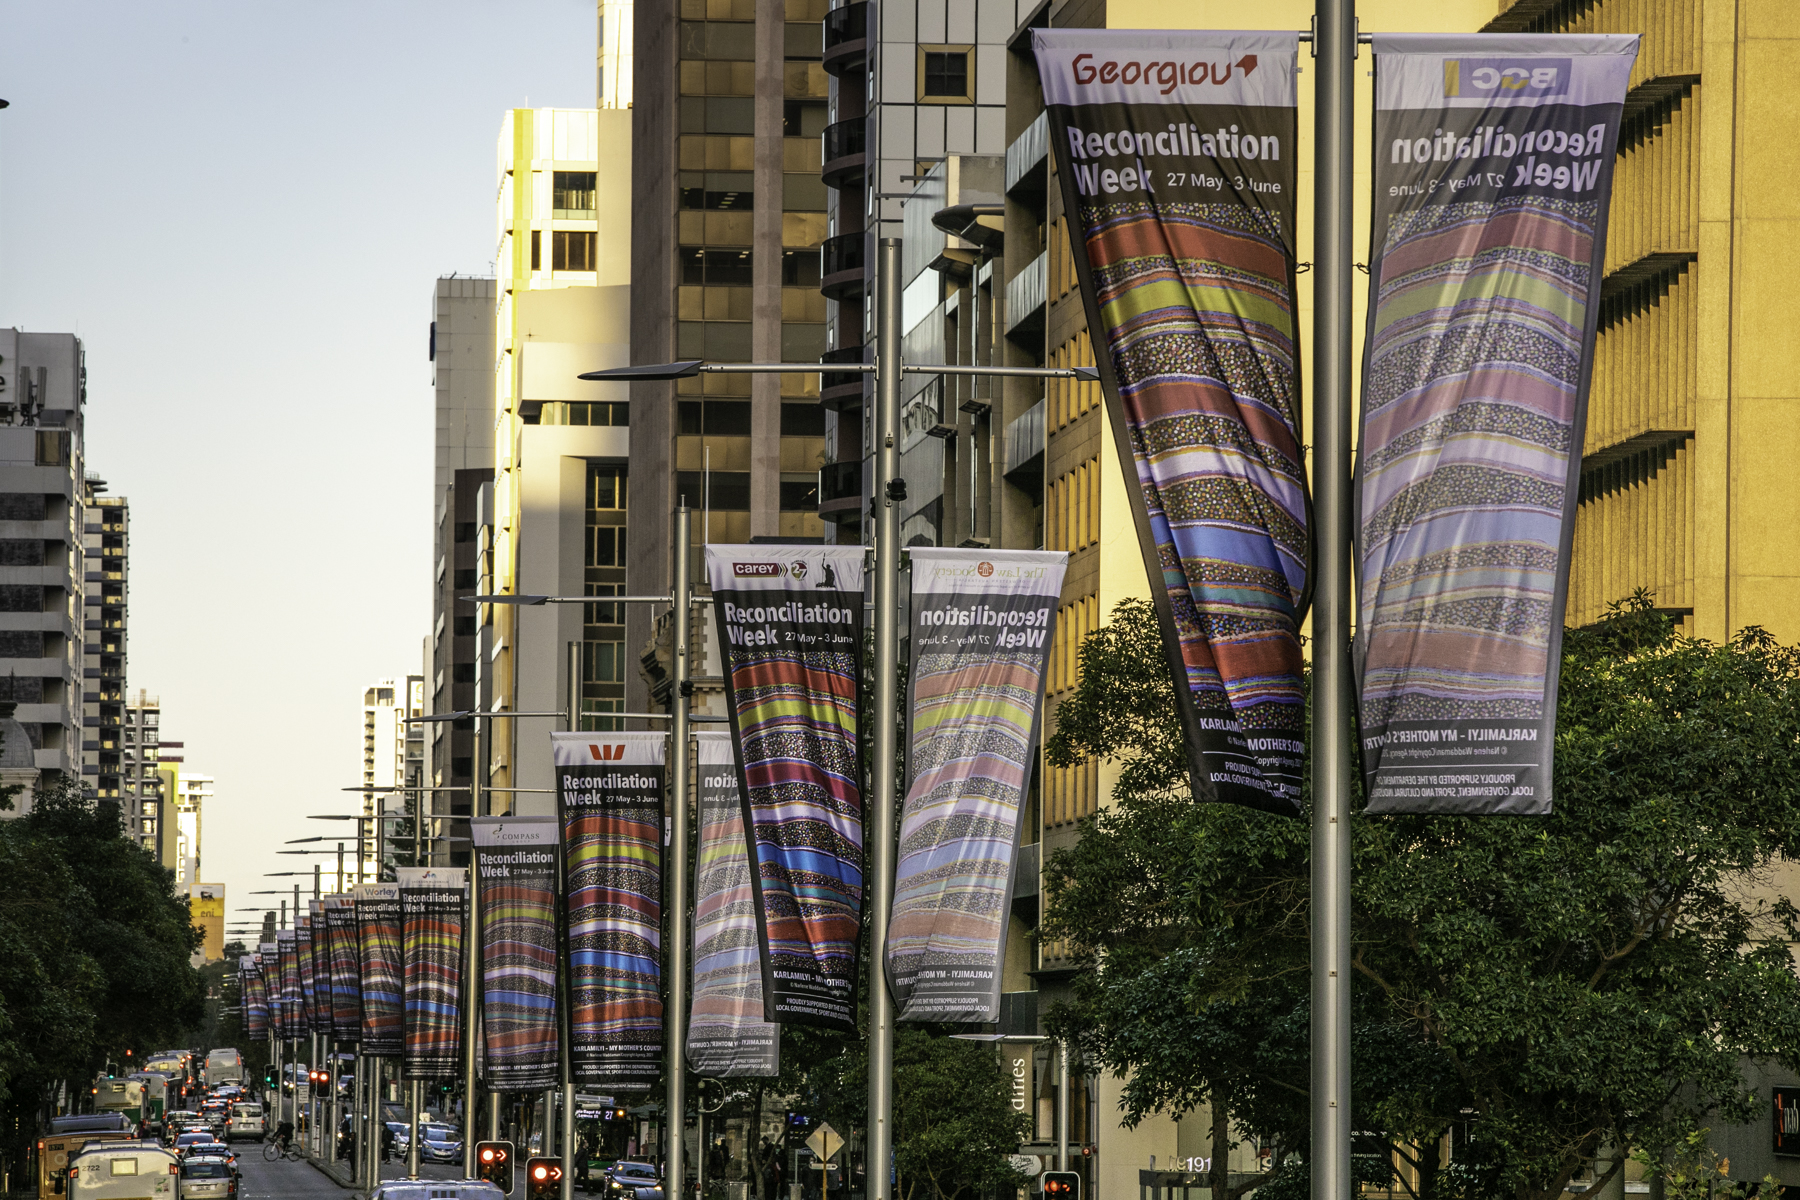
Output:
[274, 1118, 295, 1154]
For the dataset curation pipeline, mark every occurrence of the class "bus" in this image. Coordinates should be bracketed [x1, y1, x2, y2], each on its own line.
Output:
[67, 1142, 179, 1200]
[93, 1079, 145, 1127]
[203, 1050, 243, 1087]
[127, 1075, 170, 1132]
[37, 1114, 135, 1197]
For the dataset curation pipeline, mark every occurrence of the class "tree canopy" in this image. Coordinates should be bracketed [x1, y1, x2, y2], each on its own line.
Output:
[1042, 595, 1800, 1200]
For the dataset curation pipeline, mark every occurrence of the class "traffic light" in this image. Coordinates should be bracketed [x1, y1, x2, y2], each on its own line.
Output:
[476, 1142, 514, 1194]
[1042, 1172, 1081, 1199]
[525, 1157, 562, 1200]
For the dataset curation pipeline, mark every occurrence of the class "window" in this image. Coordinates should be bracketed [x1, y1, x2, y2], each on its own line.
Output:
[552, 171, 597, 216]
[779, 479, 818, 511]
[676, 471, 751, 510]
[34, 431, 67, 466]
[679, 172, 754, 211]
[919, 46, 973, 103]
[680, 247, 754, 285]
[553, 231, 596, 271]
[531, 230, 541, 271]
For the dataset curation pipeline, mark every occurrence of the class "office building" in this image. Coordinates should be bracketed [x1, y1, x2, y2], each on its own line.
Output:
[360, 677, 422, 880]
[483, 107, 636, 818]
[428, 274, 497, 863]
[124, 690, 164, 854]
[80, 486, 128, 818]
[0, 330, 90, 814]
[171, 771, 212, 887]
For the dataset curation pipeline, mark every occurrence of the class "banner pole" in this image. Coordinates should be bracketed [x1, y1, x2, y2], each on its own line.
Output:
[464, 722, 485, 1176]
[561, 641, 578, 1200]
[1311, 4, 1356, 1200]
[666, 504, 693, 1200]
[866, 236, 902, 1200]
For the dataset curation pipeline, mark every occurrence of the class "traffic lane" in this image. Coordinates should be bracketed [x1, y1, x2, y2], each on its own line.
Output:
[231, 1148, 464, 1200]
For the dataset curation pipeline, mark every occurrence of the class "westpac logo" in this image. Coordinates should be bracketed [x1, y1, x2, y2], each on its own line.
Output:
[587, 743, 628, 761]
[1444, 58, 1570, 99]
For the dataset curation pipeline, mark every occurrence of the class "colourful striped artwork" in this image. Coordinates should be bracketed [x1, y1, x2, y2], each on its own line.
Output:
[554, 732, 664, 1091]
[889, 550, 1067, 1023]
[308, 902, 332, 1031]
[472, 816, 561, 1091]
[296, 914, 316, 1038]
[1034, 30, 1308, 816]
[276, 930, 300, 1040]
[356, 885, 404, 1058]
[398, 867, 466, 1079]
[325, 897, 363, 1042]
[705, 545, 866, 1031]
[1357, 34, 1637, 815]
[242, 956, 267, 1040]
[688, 731, 780, 1076]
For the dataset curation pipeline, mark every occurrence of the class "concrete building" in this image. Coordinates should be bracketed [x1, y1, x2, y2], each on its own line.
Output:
[0, 330, 90, 814]
[80, 486, 128, 817]
[123, 690, 164, 854]
[359, 678, 422, 881]
[171, 771, 212, 887]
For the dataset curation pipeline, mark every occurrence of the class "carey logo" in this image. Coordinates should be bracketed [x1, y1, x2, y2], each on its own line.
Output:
[587, 743, 628, 761]
[1444, 58, 1570, 99]
[733, 562, 781, 576]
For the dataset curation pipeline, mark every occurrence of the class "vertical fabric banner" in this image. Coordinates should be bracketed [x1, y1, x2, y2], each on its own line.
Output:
[705, 544, 866, 1030]
[1033, 30, 1309, 817]
[308, 901, 332, 1032]
[688, 731, 780, 1076]
[888, 549, 1069, 1022]
[398, 866, 467, 1080]
[555, 730, 666, 1091]
[326, 897, 363, 1042]
[296, 914, 316, 1038]
[1356, 34, 1638, 815]
[471, 815, 562, 1091]
[356, 884, 404, 1058]
[276, 930, 299, 1040]
[242, 956, 268, 1040]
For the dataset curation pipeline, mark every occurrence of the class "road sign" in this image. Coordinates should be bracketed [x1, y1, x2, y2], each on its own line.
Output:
[805, 1123, 843, 1162]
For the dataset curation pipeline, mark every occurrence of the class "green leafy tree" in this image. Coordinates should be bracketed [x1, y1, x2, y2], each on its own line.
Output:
[1043, 594, 1800, 1200]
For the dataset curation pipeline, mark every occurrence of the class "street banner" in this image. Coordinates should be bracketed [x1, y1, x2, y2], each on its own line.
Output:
[472, 815, 562, 1091]
[1033, 29, 1309, 817]
[889, 549, 1068, 1022]
[276, 930, 299, 1040]
[325, 897, 363, 1042]
[398, 866, 467, 1079]
[242, 955, 268, 1040]
[688, 731, 780, 1076]
[705, 544, 865, 1030]
[1356, 34, 1638, 815]
[296, 913, 316, 1037]
[554, 730, 666, 1091]
[356, 884, 404, 1058]
[309, 901, 333, 1031]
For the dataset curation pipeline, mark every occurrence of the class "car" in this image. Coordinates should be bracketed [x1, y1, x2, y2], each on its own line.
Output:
[177, 1158, 236, 1200]
[172, 1133, 225, 1160]
[602, 1163, 662, 1200]
[368, 1182, 502, 1200]
[184, 1150, 239, 1181]
[224, 1105, 264, 1144]
[416, 1124, 463, 1164]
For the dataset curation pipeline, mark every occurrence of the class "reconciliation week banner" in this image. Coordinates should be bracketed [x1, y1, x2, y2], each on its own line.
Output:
[296, 913, 317, 1037]
[688, 731, 780, 1076]
[276, 930, 300, 1040]
[325, 896, 363, 1042]
[1032, 29, 1309, 817]
[1355, 34, 1638, 816]
[356, 884, 404, 1058]
[706, 544, 866, 1031]
[398, 866, 467, 1079]
[889, 549, 1068, 1023]
[309, 901, 333, 1031]
[472, 815, 562, 1092]
[241, 956, 267, 1040]
[554, 730, 665, 1091]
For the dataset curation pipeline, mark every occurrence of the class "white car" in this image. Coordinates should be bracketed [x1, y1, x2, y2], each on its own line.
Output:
[225, 1105, 264, 1143]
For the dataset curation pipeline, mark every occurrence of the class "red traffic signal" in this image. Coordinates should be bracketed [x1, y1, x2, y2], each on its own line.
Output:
[526, 1157, 562, 1199]
[476, 1141, 514, 1192]
[1042, 1171, 1081, 1199]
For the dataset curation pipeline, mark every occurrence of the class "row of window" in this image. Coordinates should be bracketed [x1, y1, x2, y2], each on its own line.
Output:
[1047, 457, 1102, 555]
[1048, 332, 1102, 433]
[673, 472, 819, 512]
[529, 230, 597, 273]
[681, 247, 822, 287]
[1045, 757, 1100, 828]
[678, 400, 826, 437]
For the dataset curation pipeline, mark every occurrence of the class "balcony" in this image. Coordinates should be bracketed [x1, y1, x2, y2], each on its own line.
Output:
[817, 459, 863, 525]
[819, 233, 866, 301]
[1006, 111, 1049, 198]
[819, 345, 867, 411]
[821, 1, 867, 78]
[1003, 399, 1045, 490]
[820, 117, 866, 190]
[1005, 250, 1048, 342]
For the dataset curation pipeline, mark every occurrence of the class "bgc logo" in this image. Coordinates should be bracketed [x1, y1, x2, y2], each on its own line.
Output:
[1444, 58, 1570, 99]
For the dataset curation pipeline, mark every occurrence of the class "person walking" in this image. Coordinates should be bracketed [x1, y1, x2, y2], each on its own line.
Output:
[381, 1122, 396, 1164]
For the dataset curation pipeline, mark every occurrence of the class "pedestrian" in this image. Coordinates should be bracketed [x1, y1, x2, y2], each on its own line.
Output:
[382, 1122, 396, 1163]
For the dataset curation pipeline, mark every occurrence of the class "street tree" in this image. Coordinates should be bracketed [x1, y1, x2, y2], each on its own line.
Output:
[1042, 595, 1800, 1200]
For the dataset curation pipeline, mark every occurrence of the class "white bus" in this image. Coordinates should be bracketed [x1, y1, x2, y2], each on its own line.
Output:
[202, 1050, 243, 1087]
[67, 1143, 178, 1200]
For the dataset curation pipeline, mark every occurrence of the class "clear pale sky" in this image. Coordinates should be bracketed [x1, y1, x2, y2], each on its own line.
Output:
[0, 1, 594, 935]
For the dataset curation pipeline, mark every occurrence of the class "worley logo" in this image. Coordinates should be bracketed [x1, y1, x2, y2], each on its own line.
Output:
[587, 743, 628, 761]
[1445, 58, 1570, 99]
[733, 562, 781, 576]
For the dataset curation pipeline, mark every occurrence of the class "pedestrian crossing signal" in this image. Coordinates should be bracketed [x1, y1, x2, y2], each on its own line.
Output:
[476, 1141, 514, 1193]
[1042, 1171, 1081, 1199]
[526, 1157, 562, 1199]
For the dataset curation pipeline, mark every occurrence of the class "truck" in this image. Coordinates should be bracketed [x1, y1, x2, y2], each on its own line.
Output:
[202, 1050, 243, 1088]
[37, 1114, 136, 1197]
[67, 1141, 179, 1200]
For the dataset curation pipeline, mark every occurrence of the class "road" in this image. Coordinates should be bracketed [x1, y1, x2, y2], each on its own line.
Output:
[229, 1141, 466, 1200]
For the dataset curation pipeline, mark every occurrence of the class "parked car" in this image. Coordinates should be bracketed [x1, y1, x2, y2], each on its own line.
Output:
[225, 1105, 264, 1144]
[177, 1158, 235, 1200]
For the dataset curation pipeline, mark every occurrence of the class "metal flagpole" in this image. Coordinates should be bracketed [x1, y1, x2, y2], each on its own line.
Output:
[865, 236, 902, 1200]
[1311, 4, 1356, 1200]
[409, 1080, 421, 1179]
[1056, 1041, 1068, 1172]
[463, 720, 486, 1176]
[560, 642, 579, 1200]
[665, 505, 693, 1200]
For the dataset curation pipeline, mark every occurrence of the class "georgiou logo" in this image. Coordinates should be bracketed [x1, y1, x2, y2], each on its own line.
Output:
[1444, 58, 1570, 99]
[1069, 51, 1258, 95]
[587, 744, 628, 761]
